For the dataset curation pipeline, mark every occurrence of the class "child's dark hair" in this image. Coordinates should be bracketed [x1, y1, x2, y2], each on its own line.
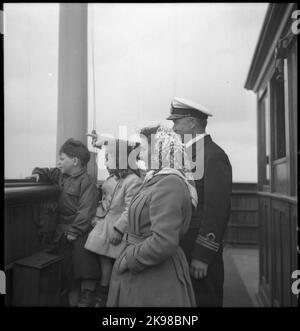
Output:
[59, 138, 91, 167]
[106, 139, 141, 179]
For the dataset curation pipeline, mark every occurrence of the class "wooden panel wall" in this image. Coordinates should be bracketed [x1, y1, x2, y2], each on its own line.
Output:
[5, 200, 59, 266]
[257, 193, 298, 307]
[4, 185, 59, 306]
[258, 196, 272, 306]
[224, 183, 258, 245]
[290, 203, 298, 307]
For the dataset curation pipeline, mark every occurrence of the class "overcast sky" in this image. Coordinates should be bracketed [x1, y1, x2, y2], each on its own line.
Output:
[4, 3, 268, 181]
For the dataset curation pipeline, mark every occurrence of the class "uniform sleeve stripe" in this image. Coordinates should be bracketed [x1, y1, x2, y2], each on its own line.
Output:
[196, 239, 219, 250]
[196, 235, 220, 249]
[195, 240, 219, 252]
[196, 238, 219, 250]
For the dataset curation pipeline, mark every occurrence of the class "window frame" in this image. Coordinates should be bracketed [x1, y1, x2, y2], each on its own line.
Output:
[270, 61, 287, 162]
[258, 87, 272, 192]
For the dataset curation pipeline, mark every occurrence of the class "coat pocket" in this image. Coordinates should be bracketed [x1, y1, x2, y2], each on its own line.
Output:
[65, 187, 80, 197]
[63, 186, 80, 209]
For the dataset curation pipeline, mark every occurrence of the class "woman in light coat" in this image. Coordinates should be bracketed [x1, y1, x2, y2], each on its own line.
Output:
[107, 126, 197, 307]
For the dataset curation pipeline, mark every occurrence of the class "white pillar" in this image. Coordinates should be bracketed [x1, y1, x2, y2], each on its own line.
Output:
[57, 3, 88, 154]
[57, 3, 97, 178]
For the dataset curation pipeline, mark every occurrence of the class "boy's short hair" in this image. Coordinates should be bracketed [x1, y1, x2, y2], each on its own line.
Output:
[59, 138, 91, 167]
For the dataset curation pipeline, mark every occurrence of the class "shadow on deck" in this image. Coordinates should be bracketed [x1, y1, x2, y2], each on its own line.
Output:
[223, 246, 259, 307]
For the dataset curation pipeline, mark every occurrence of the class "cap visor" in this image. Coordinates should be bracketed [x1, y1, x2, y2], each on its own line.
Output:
[166, 114, 186, 120]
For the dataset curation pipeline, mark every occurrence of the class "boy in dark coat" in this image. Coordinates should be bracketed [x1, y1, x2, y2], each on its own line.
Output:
[30, 138, 100, 306]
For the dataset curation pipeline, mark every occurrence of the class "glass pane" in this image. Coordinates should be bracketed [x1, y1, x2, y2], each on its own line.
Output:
[259, 93, 270, 186]
[4, 4, 59, 179]
[265, 98, 270, 182]
[271, 71, 286, 160]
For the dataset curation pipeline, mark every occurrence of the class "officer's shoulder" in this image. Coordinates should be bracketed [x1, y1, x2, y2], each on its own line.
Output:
[206, 140, 229, 160]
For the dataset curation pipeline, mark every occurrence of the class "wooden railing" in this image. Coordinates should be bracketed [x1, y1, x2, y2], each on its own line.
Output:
[4, 180, 258, 305]
[257, 191, 297, 307]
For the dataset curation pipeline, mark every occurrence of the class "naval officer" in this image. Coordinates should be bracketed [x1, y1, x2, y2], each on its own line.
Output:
[167, 97, 232, 307]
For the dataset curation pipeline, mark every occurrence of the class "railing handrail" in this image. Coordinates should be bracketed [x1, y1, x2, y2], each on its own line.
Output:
[5, 183, 60, 205]
[4, 180, 258, 203]
[5, 179, 54, 188]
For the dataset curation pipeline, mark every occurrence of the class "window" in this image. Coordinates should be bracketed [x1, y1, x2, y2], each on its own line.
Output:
[271, 65, 286, 160]
[259, 91, 270, 186]
[264, 98, 271, 183]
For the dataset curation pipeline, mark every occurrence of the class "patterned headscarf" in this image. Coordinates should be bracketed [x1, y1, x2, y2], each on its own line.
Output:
[152, 126, 186, 171]
[143, 126, 198, 208]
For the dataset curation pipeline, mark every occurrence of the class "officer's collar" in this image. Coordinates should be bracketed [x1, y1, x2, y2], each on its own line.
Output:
[185, 133, 208, 148]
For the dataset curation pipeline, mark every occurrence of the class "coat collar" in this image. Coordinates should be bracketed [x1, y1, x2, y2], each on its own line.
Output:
[202, 134, 212, 145]
[188, 134, 212, 159]
[142, 173, 165, 188]
[185, 133, 207, 148]
[68, 167, 87, 178]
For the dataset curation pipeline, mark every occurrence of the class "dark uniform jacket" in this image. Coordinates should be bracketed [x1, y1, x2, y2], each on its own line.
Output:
[184, 134, 232, 265]
[32, 167, 98, 241]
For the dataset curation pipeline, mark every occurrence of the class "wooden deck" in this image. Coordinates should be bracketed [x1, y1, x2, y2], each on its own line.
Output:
[223, 246, 259, 307]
